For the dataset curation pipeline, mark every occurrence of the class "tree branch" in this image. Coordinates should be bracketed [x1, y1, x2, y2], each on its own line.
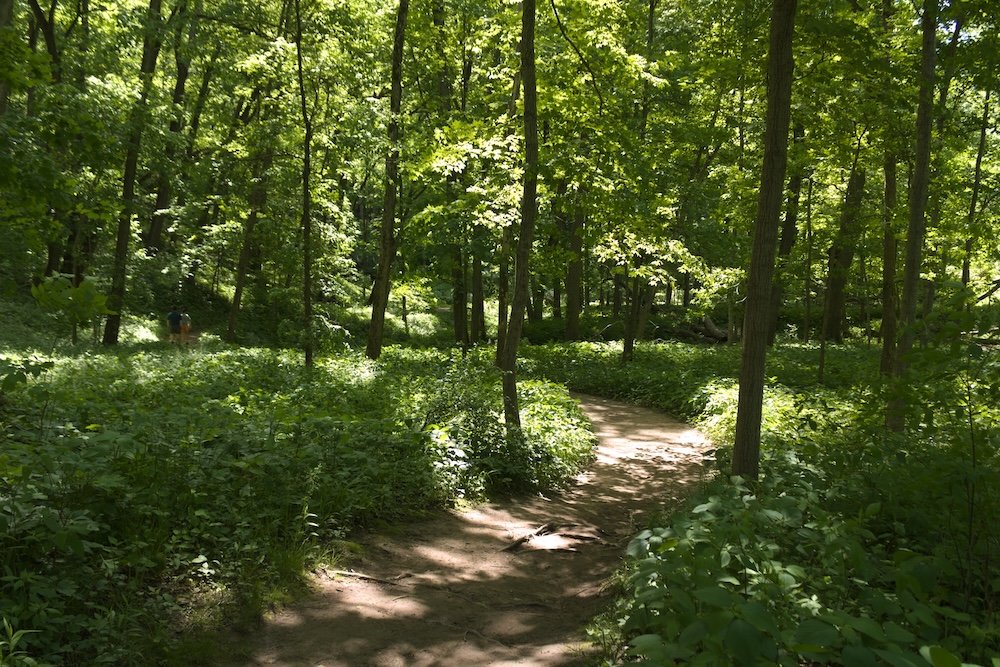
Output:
[548, 0, 604, 113]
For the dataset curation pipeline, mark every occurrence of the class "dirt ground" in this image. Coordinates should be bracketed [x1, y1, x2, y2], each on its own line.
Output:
[225, 394, 713, 667]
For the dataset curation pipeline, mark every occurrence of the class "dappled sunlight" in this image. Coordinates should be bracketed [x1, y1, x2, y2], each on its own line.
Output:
[230, 395, 713, 667]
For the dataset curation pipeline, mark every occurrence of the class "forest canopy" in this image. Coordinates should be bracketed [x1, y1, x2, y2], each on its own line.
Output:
[2, 0, 1000, 664]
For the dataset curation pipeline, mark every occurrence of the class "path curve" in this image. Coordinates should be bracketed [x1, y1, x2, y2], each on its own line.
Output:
[227, 394, 712, 667]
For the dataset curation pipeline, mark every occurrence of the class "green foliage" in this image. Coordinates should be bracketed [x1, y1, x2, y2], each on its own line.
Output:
[0, 344, 593, 665]
[31, 274, 114, 345]
[523, 340, 1000, 666]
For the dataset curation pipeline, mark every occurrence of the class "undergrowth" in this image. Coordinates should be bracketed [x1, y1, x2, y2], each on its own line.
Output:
[0, 344, 593, 666]
[521, 335, 1000, 666]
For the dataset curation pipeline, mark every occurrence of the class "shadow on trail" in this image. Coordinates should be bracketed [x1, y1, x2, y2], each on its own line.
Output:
[229, 395, 713, 667]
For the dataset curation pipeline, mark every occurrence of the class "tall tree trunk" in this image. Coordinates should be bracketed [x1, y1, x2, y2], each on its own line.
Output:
[612, 275, 623, 316]
[366, 0, 409, 360]
[499, 0, 537, 433]
[529, 275, 543, 322]
[767, 122, 805, 344]
[803, 178, 813, 342]
[471, 231, 486, 342]
[496, 225, 512, 364]
[821, 165, 866, 343]
[622, 273, 642, 362]
[226, 151, 274, 343]
[732, 0, 797, 480]
[636, 285, 657, 341]
[103, 0, 163, 345]
[552, 277, 561, 318]
[294, 0, 314, 368]
[146, 1, 195, 253]
[451, 243, 469, 345]
[888, 0, 936, 431]
[564, 195, 585, 340]
[962, 86, 990, 290]
[0, 0, 12, 115]
[880, 156, 899, 374]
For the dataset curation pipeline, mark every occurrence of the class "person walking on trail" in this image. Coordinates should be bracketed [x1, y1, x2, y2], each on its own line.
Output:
[166, 306, 182, 343]
[180, 311, 192, 345]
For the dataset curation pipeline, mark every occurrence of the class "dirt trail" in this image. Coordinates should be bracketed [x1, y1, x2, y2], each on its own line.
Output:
[227, 394, 712, 667]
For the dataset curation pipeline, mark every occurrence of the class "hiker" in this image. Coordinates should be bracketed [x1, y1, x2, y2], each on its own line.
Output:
[180, 311, 192, 344]
[166, 306, 182, 343]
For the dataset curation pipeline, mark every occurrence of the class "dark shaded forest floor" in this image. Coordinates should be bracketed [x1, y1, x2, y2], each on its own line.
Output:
[221, 395, 713, 667]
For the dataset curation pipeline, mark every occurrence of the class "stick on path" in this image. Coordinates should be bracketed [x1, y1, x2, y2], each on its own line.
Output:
[224, 394, 712, 667]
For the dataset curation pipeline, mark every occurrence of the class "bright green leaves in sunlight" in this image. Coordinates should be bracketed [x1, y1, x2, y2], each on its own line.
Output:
[31, 273, 114, 344]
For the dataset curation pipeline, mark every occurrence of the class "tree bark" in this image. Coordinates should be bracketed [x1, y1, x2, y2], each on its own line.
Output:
[471, 230, 486, 342]
[622, 273, 643, 362]
[821, 165, 866, 343]
[366, 0, 409, 360]
[225, 136, 272, 342]
[732, 0, 797, 480]
[451, 243, 468, 345]
[103, 0, 163, 345]
[888, 0, 936, 431]
[294, 0, 314, 368]
[146, 1, 195, 253]
[0, 0, 13, 115]
[880, 155, 899, 375]
[564, 195, 585, 340]
[767, 122, 805, 344]
[499, 0, 537, 433]
[962, 86, 990, 290]
[803, 178, 813, 342]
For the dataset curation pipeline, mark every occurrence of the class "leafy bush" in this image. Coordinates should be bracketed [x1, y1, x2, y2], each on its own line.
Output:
[520, 340, 999, 666]
[0, 345, 594, 665]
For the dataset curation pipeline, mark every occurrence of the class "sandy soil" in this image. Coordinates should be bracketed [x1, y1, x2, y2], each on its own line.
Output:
[225, 394, 713, 667]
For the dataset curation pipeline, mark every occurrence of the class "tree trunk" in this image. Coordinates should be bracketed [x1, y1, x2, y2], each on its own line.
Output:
[103, 0, 163, 345]
[471, 237, 486, 342]
[732, 0, 797, 480]
[622, 273, 643, 363]
[0, 0, 13, 115]
[499, 0, 537, 433]
[564, 195, 585, 340]
[552, 277, 561, 319]
[451, 243, 468, 345]
[294, 0, 314, 368]
[821, 165, 866, 343]
[636, 285, 657, 341]
[496, 225, 511, 364]
[146, 1, 194, 253]
[962, 86, 990, 290]
[529, 275, 543, 322]
[612, 274, 623, 316]
[879, 160, 899, 374]
[767, 122, 805, 344]
[366, 0, 409, 360]
[803, 178, 813, 342]
[888, 0, 936, 431]
[226, 151, 273, 343]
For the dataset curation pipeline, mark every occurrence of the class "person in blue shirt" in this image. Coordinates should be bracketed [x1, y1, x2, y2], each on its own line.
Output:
[166, 306, 182, 343]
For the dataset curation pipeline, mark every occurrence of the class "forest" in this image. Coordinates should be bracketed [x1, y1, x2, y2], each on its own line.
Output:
[0, 0, 998, 664]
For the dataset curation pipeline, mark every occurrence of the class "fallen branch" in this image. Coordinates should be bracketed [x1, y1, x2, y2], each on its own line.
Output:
[501, 522, 555, 552]
[326, 569, 404, 587]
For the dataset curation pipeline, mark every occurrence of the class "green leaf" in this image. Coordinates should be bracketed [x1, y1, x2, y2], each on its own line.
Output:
[919, 646, 962, 667]
[842, 644, 878, 667]
[694, 585, 734, 608]
[725, 618, 773, 665]
[883, 622, 916, 644]
[795, 619, 839, 649]
[740, 600, 781, 637]
[875, 648, 928, 667]
[847, 616, 885, 642]
[678, 620, 709, 647]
